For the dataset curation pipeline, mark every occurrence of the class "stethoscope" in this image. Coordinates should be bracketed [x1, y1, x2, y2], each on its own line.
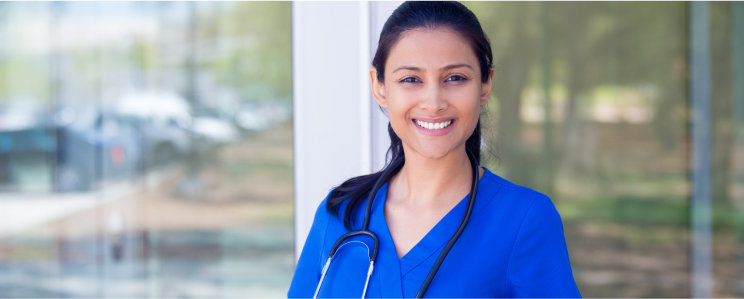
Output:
[314, 149, 480, 299]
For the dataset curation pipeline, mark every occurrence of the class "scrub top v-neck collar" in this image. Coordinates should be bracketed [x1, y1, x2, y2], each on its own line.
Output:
[364, 172, 496, 298]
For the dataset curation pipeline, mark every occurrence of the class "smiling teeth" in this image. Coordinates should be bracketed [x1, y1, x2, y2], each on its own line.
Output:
[415, 120, 452, 130]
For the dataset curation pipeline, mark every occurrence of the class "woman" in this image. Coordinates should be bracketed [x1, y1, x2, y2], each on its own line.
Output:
[289, 1, 580, 298]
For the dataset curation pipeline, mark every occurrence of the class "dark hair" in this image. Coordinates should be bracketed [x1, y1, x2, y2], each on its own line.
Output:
[326, 1, 493, 229]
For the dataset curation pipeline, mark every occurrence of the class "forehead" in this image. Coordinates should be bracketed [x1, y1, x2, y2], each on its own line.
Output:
[385, 28, 478, 71]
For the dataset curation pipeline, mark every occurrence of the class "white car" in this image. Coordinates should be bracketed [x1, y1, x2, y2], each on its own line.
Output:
[115, 91, 194, 167]
[190, 108, 240, 145]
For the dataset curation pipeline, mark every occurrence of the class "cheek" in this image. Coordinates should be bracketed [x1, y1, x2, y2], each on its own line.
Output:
[459, 109, 480, 133]
[387, 102, 412, 136]
[385, 91, 415, 121]
[449, 92, 482, 134]
[446, 89, 481, 114]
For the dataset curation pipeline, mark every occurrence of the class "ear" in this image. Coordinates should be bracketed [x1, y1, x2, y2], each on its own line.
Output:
[370, 67, 388, 109]
[479, 67, 495, 107]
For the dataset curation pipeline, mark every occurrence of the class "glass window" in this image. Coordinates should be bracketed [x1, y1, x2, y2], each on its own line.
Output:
[0, 2, 293, 297]
[465, 2, 690, 297]
[712, 1, 744, 296]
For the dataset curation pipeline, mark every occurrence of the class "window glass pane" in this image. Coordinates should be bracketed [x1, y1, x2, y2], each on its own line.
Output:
[465, 2, 689, 297]
[0, 2, 293, 297]
[712, 1, 744, 297]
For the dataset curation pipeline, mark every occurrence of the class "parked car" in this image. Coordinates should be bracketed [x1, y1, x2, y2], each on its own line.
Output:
[190, 107, 240, 146]
[235, 103, 271, 133]
[0, 104, 53, 190]
[54, 106, 142, 191]
[234, 101, 290, 134]
[115, 91, 193, 169]
[0, 105, 142, 192]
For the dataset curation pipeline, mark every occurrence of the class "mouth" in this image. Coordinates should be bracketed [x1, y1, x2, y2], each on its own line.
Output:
[412, 118, 454, 130]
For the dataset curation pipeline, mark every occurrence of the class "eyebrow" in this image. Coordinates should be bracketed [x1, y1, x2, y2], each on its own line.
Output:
[392, 65, 424, 73]
[440, 63, 474, 72]
[392, 63, 474, 73]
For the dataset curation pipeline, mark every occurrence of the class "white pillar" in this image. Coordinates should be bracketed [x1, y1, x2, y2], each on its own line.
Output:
[292, 0, 402, 263]
[292, 1, 371, 261]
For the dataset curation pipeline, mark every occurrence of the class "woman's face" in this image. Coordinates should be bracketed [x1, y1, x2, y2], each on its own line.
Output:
[371, 28, 493, 160]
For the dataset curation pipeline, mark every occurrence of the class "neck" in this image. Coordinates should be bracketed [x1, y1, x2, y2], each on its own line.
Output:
[389, 144, 476, 207]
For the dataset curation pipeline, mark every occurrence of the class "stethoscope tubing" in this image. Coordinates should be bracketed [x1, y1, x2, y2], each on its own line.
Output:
[315, 149, 479, 299]
[415, 149, 479, 298]
[362, 156, 406, 232]
[314, 158, 404, 299]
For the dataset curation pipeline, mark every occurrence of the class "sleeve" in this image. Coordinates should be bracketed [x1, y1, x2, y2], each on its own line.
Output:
[506, 195, 582, 298]
[287, 193, 332, 298]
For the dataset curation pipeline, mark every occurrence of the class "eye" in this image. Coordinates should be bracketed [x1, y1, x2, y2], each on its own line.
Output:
[400, 77, 421, 83]
[446, 75, 467, 82]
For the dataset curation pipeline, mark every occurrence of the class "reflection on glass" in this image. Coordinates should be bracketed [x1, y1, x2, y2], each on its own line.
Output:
[0, 2, 293, 297]
[713, 1, 744, 296]
[464, 1, 744, 297]
[466, 1, 692, 297]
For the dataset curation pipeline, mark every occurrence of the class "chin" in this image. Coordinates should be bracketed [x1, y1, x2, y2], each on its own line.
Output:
[416, 146, 452, 160]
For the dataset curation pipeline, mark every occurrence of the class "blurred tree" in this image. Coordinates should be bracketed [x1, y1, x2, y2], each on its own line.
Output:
[710, 2, 734, 205]
[199, 2, 292, 104]
[186, 1, 198, 105]
[0, 1, 8, 103]
[465, 1, 542, 189]
[466, 2, 690, 193]
[731, 5, 744, 284]
[551, 2, 600, 175]
[539, 1, 556, 197]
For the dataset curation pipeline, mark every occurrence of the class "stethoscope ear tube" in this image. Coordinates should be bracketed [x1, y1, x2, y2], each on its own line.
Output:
[415, 148, 480, 298]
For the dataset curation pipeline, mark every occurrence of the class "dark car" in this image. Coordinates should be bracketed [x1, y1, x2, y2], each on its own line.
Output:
[0, 106, 142, 192]
[53, 107, 142, 191]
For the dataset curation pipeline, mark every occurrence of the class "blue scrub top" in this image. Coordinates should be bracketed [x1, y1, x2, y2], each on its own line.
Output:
[288, 167, 581, 298]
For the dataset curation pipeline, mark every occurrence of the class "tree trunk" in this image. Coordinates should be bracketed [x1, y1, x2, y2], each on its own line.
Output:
[493, 4, 537, 187]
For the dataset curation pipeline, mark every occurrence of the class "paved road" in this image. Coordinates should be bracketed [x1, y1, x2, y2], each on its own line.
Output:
[0, 166, 295, 298]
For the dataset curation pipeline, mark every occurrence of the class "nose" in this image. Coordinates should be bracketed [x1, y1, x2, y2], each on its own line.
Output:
[418, 82, 447, 113]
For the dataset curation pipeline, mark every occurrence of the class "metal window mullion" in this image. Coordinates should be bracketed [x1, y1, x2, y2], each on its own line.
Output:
[689, 2, 713, 298]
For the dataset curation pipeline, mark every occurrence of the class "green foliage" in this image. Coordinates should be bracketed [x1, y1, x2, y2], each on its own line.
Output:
[200, 2, 293, 103]
[0, 2, 292, 106]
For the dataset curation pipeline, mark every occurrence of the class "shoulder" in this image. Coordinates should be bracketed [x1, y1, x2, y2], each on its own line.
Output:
[309, 188, 351, 233]
[481, 167, 555, 209]
[480, 167, 563, 227]
[311, 189, 340, 224]
[490, 170, 579, 297]
[306, 189, 336, 237]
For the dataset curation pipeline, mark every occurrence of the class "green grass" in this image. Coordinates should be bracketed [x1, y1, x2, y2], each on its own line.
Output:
[222, 160, 292, 178]
[558, 195, 744, 231]
[558, 195, 689, 227]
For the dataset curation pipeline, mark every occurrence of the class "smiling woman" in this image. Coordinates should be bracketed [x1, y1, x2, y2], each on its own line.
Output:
[288, 1, 580, 298]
